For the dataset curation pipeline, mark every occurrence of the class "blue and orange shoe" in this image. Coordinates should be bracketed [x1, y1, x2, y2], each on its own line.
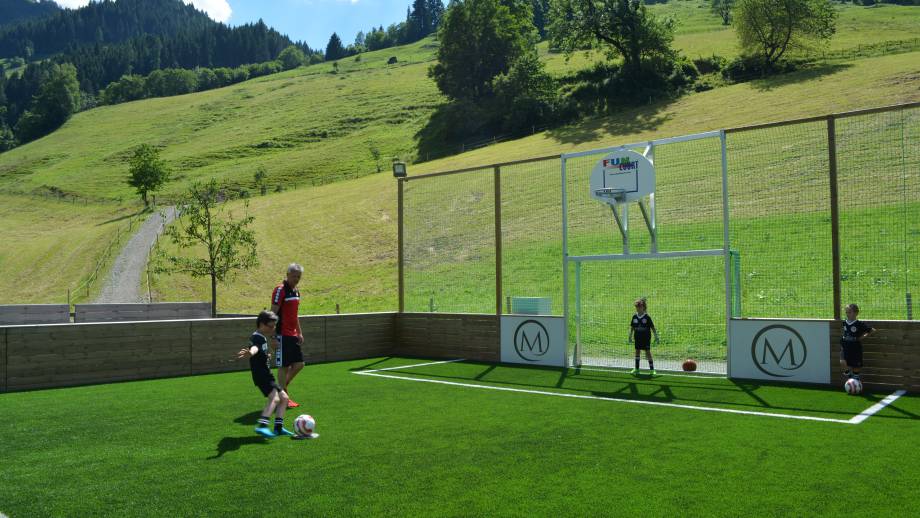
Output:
[254, 426, 277, 438]
[275, 428, 295, 437]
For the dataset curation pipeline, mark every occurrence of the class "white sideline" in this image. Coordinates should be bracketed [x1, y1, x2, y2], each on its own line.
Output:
[355, 361, 907, 425]
[848, 390, 907, 424]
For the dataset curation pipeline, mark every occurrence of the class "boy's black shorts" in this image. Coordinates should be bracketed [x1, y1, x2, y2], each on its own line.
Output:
[254, 375, 282, 397]
[634, 339, 651, 351]
[840, 342, 863, 368]
[279, 335, 304, 366]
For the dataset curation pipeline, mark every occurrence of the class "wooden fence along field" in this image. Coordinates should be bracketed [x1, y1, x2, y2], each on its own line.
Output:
[74, 302, 212, 323]
[0, 305, 70, 325]
[0, 313, 396, 392]
[0, 312, 918, 393]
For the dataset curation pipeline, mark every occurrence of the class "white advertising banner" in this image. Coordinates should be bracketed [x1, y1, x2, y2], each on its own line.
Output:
[500, 316, 566, 367]
[729, 320, 830, 384]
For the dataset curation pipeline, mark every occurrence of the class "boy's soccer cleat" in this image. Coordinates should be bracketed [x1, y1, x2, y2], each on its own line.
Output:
[276, 428, 295, 437]
[650, 369, 657, 376]
[287, 399, 301, 409]
[630, 368, 639, 375]
[254, 426, 277, 438]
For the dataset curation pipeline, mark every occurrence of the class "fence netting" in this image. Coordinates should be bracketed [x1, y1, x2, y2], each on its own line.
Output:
[836, 108, 919, 320]
[726, 121, 833, 318]
[402, 168, 495, 313]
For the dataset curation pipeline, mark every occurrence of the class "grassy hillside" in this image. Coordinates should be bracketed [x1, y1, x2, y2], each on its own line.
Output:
[1, 4, 918, 203]
[0, 195, 142, 304]
[1, 2, 919, 308]
[149, 51, 920, 318]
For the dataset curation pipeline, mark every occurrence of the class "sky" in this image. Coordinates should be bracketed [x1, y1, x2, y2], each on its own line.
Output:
[52, 0, 413, 50]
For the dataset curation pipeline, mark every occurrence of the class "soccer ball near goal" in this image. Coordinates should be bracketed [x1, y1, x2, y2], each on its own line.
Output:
[294, 414, 317, 437]
[682, 359, 697, 372]
[844, 378, 863, 395]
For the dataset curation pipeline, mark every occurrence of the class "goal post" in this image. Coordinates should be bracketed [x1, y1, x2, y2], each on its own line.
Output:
[562, 131, 733, 374]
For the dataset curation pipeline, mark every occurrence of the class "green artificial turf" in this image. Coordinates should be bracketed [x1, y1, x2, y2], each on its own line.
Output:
[0, 357, 917, 517]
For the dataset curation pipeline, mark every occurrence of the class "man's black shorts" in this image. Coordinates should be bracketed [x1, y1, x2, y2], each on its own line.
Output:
[254, 375, 282, 397]
[840, 342, 863, 368]
[279, 335, 304, 367]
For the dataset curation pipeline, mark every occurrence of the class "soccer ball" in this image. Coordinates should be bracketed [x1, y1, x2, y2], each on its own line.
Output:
[844, 378, 863, 395]
[294, 414, 316, 436]
[682, 359, 697, 372]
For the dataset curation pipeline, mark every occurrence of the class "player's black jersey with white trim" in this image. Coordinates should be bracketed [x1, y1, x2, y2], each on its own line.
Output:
[249, 331, 272, 377]
[841, 319, 872, 345]
[631, 313, 655, 338]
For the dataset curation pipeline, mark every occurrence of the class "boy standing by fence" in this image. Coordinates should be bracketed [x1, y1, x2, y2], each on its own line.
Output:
[841, 303, 874, 381]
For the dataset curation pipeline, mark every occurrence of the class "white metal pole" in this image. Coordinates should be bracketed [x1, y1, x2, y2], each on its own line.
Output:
[720, 130, 732, 378]
[561, 156, 570, 368]
[575, 260, 581, 367]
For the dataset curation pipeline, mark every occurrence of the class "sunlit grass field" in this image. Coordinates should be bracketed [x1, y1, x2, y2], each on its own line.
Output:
[0, 357, 917, 517]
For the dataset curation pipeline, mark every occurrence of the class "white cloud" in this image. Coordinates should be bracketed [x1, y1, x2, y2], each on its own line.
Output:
[188, 0, 232, 23]
[53, 1, 232, 23]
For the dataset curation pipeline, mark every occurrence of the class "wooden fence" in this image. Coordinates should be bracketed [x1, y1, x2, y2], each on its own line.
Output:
[0, 312, 396, 392]
[831, 320, 920, 393]
[74, 302, 212, 323]
[0, 305, 70, 325]
[1, 313, 915, 393]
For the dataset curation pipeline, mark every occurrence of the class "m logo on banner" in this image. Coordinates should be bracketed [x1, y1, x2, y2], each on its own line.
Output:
[514, 320, 550, 362]
[750, 325, 808, 378]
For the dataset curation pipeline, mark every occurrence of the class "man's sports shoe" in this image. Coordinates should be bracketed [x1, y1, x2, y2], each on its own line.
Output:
[276, 428, 295, 437]
[254, 426, 277, 438]
[650, 369, 657, 376]
[287, 399, 301, 409]
[630, 368, 639, 375]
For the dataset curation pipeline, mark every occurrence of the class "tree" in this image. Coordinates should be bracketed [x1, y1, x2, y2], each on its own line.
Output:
[491, 50, 557, 133]
[277, 45, 306, 70]
[368, 142, 382, 173]
[325, 32, 346, 61]
[734, 0, 836, 66]
[127, 144, 170, 207]
[253, 166, 268, 195]
[549, 0, 676, 78]
[711, 0, 733, 25]
[13, 63, 81, 143]
[155, 179, 259, 317]
[531, 0, 551, 38]
[429, 0, 537, 101]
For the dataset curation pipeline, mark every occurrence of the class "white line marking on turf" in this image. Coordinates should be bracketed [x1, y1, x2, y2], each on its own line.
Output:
[849, 390, 907, 424]
[575, 366, 727, 379]
[360, 359, 466, 373]
[354, 370, 857, 424]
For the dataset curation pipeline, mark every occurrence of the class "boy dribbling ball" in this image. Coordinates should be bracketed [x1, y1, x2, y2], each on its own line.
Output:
[629, 298, 660, 376]
[238, 310, 295, 438]
[840, 303, 874, 381]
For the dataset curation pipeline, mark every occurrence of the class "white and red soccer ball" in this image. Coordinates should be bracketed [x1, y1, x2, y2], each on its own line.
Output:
[294, 414, 316, 436]
[844, 378, 863, 395]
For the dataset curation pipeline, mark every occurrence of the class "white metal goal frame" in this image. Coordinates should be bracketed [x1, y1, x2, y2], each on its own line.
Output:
[560, 130, 732, 374]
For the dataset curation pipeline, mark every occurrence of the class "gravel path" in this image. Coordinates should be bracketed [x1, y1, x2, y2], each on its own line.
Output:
[95, 206, 177, 304]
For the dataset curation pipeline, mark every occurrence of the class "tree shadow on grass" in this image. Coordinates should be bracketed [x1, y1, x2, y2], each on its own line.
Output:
[545, 104, 673, 147]
[207, 435, 269, 459]
[748, 63, 852, 92]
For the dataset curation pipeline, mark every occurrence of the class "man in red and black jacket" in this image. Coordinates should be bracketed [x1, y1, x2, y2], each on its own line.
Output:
[271, 263, 305, 409]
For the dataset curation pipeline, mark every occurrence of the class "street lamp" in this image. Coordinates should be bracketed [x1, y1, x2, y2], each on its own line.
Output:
[392, 160, 407, 178]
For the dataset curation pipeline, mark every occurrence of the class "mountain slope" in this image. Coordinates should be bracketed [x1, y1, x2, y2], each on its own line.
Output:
[0, 0, 59, 29]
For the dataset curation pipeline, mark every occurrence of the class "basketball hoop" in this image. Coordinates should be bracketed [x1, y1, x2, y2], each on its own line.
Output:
[594, 188, 626, 201]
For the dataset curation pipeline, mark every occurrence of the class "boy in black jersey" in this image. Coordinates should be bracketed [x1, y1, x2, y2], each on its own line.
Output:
[238, 311, 294, 438]
[840, 303, 874, 381]
[628, 298, 660, 376]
